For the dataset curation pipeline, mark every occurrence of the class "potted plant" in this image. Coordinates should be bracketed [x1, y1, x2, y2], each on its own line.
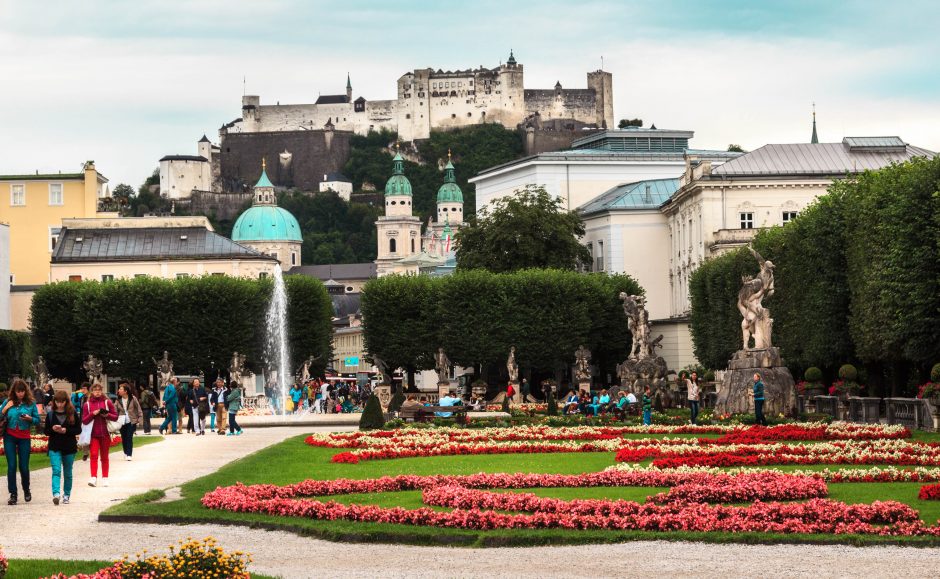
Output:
[801, 367, 826, 398]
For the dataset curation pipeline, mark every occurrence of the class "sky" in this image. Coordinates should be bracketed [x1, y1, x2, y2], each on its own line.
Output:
[1, 0, 938, 188]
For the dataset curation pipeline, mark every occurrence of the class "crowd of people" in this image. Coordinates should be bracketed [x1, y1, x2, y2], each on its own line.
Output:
[277, 378, 368, 415]
[157, 377, 244, 436]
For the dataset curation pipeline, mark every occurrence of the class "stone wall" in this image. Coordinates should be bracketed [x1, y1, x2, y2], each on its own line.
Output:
[218, 129, 353, 193]
[182, 190, 253, 221]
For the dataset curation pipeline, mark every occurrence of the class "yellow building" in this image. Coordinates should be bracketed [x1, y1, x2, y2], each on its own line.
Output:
[0, 161, 110, 286]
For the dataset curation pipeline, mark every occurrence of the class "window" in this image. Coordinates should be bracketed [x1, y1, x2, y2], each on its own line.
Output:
[10, 184, 25, 206]
[410, 238, 415, 253]
[211, 272, 225, 276]
[595, 240, 605, 272]
[259, 272, 268, 279]
[49, 226, 61, 252]
[68, 275, 82, 282]
[134, 274, 147, 278]
[346, 286, 354, 292]
[49, 183, 63, 206]
[782, 211, 799, 224]
[176, 273, 190, 279]
[389, 238, 396, 253]
[101, 275, 114, 282]
[291, 252, 297, 266]
[740, 212, 754, 229]
[585, 243, 593, 272]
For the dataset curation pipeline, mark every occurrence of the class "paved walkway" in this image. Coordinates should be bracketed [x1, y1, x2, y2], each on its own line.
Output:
[3, 427, 940, 578]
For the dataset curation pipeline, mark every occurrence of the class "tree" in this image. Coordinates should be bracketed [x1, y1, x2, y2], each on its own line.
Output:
[618, 119, 643, 128]
[727, 144, 745, 153]
[455, 185, 591, 272]
[112, 183, 135, 204]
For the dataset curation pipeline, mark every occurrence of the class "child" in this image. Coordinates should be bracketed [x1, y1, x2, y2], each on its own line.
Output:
[45, 391, 82, 504]
[642, 386, 652, 426]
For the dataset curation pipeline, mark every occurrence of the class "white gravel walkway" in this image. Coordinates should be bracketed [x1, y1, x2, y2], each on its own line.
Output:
[3, 426, 940, 578]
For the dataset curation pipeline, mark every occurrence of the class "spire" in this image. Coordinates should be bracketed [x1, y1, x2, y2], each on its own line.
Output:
[255, 158, 274, 189]
[507, 49, 516, 66]
[392, 143, 404, 176]
[443, 150, 456, 183]
[810, 103, 819, 144]
[346, 72, 352, 101]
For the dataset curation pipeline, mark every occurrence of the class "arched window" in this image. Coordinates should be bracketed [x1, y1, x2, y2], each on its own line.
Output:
[411, 238, 415, 252]
[389, 238, 397, 253]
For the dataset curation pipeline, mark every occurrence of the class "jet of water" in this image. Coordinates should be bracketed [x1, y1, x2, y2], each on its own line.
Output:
[265, 267, 292, 416]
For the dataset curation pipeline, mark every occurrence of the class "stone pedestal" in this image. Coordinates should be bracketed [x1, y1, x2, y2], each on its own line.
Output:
[374, 384, 392, 412]
[577, 379, 592, 393]
[438, 381, 453, 399]
[715, 347, 796, 417]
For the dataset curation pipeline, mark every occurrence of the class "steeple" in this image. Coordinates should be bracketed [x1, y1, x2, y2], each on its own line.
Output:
[507, 49, 517, 66]
[346, 73, 352, 101]
[443, 149, 455, 183]
[253, 158, 275, 205]
[810, 103, 819, 144]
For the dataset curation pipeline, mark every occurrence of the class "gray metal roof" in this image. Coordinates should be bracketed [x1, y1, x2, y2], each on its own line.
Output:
[159, 155, 208, 162]
[52, 227, 272, 263]
[577, 178, 680, 216]
[323, 171, 352, 183]
[712, 140, 934, 177]
[288, 263, 377, 280]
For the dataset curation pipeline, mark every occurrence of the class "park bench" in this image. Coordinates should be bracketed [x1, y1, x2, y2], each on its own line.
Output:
[398, 404, 467, 423]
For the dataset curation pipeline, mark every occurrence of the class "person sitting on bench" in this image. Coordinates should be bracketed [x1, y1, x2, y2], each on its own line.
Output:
[436, 391, 460, 417]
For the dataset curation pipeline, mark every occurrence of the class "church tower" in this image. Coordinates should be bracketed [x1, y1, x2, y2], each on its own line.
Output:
[231, 159, 303, 271]
[375, 149, 422, 275]
[426, 150, 465, 255]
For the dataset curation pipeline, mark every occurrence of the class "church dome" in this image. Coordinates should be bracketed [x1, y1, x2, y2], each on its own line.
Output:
[231, 206, 302, 242]
[384, 152, 412, 197]
[436, 159, 463, 203]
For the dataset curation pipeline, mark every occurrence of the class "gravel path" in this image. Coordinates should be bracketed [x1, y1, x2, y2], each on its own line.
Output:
[3, 426, 940, 578]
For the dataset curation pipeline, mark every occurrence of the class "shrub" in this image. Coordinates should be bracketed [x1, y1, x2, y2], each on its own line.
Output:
[838, 364, 858, 381]
[359, 395, 385, 430]
[387, 391, 405, 413]
[501, 395, 510, 413]
[804, 367, 824, 382]
[546, 389, 558, 416]
[383, 418, 405, 429]
[931, 363, 940, 383]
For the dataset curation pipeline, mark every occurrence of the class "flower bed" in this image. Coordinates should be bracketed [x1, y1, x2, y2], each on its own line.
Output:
[201, 469, 940, 536]
[920, 484, 940, 501]
[305, 423, 911, 464]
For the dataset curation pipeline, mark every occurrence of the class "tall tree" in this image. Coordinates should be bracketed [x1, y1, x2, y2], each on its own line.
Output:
[455, 185, 592, 272]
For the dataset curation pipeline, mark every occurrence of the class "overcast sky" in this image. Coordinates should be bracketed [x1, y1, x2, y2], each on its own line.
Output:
[1, 0, 938, 188]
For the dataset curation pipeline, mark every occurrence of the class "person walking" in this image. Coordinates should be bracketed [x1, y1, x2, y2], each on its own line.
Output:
[289, 383, 303, 414]
[3, 379, 41, 505]
[642, 385, 653, 426]
[214, 380, 229, 436]
[752, 372, 767, 426]
[189, 379, 209, 435]
[159, 377, 179, 435]
[179, 382, 193, 433]
[81, 383, 117, 488]
[115, 382, 143, 460]
[687, 372, 701, 425]
[44, 391, 81, 505]
[138, 385, 157, 434]
[226, 380, 243, 436]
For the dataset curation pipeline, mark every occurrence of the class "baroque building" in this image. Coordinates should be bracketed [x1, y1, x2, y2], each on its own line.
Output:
[227, 52, 613, 142]
[231, 161, 303, 271]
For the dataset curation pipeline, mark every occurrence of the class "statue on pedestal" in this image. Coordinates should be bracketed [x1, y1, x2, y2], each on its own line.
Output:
[506, 346, 519, 384]
[297, 354, 320, 384]
[152, 351, 174, 389]
[617, 293, 670, 397]
[738, 246, 775, 350]
[32, 356, 50, 387]
[229, 351, 246, 387]
[434, 348, 451, 384]
[574, 345, 592, 382]
[82, 354, 103, 386]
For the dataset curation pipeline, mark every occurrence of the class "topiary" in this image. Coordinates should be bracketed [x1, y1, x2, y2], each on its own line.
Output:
[387, 391, 405, 413]
[358, 394, 385, 430]
[546, 389, 558, 416]
[931, 363, 940, 384]
[501, 395, 510, 413]
[838, 364, 858, 382]
[804, 367, 823, 383]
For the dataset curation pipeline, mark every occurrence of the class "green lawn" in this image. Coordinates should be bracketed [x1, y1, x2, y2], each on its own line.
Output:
[101, 433, 940, 547]
[7, 435, 164, 472]
[5, 559, 280, 579]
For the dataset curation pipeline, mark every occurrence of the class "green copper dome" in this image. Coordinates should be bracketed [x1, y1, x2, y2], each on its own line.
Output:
[232, 206, 302, 242]
[384, 152, 412, 197]
[436, 160, 463, 203]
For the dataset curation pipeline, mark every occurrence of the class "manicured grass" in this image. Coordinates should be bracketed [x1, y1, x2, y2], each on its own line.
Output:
[101, 433, 940, 547]
[9, 435, 164, 472]
[6, 559, 280, 579]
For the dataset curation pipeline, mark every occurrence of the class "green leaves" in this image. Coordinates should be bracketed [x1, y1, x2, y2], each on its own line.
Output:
[30, 275, 332, 383]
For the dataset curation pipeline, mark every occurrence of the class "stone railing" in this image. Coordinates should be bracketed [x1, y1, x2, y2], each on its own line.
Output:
[709, 228, 758, 252]
[813, 396, 840, 420]
[885, 398, 930, 430]
[848, 397, 881, 424]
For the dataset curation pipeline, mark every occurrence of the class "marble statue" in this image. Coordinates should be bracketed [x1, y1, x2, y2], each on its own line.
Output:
[574, 345, 592, 382]
[152, 351, 174, 389]
[298, 354, 319, 384]
[737, 246, 775, 350]
[506, 346, 519, 383]
[230, 351, 247, 385]
[371, 354, 390, 385]
[620, 293, 651, 360]
[32, 356, 50, 387]
[82, 354, 103, 386]
[434, 348, 451, 384]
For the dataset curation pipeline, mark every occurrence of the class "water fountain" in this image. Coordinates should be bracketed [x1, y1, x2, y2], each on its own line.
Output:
[265, 267, 292, 416]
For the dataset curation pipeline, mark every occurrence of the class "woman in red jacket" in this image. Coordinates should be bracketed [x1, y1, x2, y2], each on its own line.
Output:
[81, 383, 117, 487]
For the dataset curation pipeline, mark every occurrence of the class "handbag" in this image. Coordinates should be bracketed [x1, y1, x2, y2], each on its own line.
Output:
[78, 421, 93, 447]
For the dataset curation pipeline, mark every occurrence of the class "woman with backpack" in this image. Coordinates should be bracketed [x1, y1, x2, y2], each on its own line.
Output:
[82, 383, 118, 487]
[138, 385, 157, 434]
[3, 379, 41, 505]
[115, 382, 143, 460]
[225, 380, 243, 436]
[45, 390, 82, 504]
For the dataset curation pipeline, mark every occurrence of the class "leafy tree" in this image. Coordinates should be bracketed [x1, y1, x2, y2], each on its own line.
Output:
[0, 331, 34, 384]
[456, 185, 591, 272]
[358, 395, 385, 430]
[112, 183, 135, 204]
[727, 144, 745, 152]
[618, 118, 643, 128]
[285, 274, 334, 377]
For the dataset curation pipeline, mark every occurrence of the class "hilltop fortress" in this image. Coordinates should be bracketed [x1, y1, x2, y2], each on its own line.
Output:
[226, 51, 613, 142]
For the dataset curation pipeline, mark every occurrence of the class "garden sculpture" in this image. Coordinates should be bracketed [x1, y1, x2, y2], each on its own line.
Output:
[152, 351, 174, 388]
[737, 246, 775, 350]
